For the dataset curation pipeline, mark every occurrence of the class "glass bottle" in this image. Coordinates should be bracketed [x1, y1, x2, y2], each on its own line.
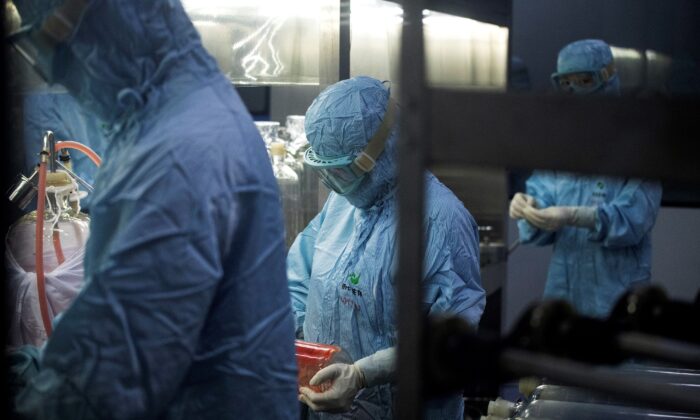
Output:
[270, 142, 301, 249]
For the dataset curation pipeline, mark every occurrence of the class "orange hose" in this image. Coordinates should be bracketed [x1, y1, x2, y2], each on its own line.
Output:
[52, 140, 97, 268]
[36, 161, 53, 337]
[33, 139, 100, 337]
[53, 230, 65, 265]
[55, 141, 102, 167]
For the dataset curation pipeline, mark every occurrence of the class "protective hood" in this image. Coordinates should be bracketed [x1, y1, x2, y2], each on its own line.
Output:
[556, 39, 620, 96]
[305, 76, 398, 209]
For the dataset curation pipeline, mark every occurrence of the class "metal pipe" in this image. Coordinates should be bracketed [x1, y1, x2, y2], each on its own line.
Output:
[397, 0, 427, 418]
[42, 131, 56, 171]
[501, 349, 700, 413]
[617, 332, 700, 369]
[7, 169, 40, 209]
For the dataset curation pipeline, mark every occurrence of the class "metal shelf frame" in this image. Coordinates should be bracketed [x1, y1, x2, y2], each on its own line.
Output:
[396, 0, 700, 418]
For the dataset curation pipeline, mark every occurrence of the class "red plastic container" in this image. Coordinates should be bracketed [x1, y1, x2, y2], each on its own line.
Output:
[295, 340, 350, 392]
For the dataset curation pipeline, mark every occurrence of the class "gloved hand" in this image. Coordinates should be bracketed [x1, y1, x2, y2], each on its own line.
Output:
[522, 206, 597, 231]
[509, 193, 537, 219]
[299, 347, 396, 413]
[299, 363, 365, 413]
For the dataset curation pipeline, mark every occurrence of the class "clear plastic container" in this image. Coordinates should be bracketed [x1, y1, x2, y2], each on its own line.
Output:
[295, 340, 351, 392]
[6, 211, 90, 348]
[7, 212, 89, 273]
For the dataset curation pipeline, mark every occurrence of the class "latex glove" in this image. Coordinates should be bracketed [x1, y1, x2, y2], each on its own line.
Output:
[523, 206, 597, 231]
[509, 193, 537, 219]
[299, 347, 395, 413]
[299, 363, 365, 413]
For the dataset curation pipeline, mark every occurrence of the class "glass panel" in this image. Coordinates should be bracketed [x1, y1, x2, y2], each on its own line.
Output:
[510, 0, 700, 97]
[350, 0, 509, 90]
[182, 0, 325, 85]
[424, 11, 508, 90]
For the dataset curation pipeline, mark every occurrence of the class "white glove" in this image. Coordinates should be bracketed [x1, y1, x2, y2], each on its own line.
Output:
[509, 193, 537, 219]
[299, 347, 396, 413]
[299, 363, 365, 413]
[522, 206, 597, 231]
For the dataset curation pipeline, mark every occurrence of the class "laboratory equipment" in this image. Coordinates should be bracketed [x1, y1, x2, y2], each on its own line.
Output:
[255, 118, 323, 248]
[517, 399, 700, 419]
[489, 368, 700, 419]
[270, 142, 302, 248]
[6, 131, 100, 347]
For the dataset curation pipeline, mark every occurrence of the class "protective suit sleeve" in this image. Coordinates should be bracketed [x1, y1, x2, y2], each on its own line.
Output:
[15, 170, 225, 419]
[355, 347, 396, 388]
[589, 179, 662, 248]
[517, 172, 557, 246]
[287, 201, 328, 338]
[423, 200, 485, 327]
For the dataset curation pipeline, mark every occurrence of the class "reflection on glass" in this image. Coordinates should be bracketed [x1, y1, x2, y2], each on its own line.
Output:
[424, 11, 508, 90]
[609, 46, 673, 96]
[509, 1, 700, 97]
[182, 0, 323, 85]
[350, 0, 508, 90]
[549, 39, 621, 96]
[508, 39, 664, 319]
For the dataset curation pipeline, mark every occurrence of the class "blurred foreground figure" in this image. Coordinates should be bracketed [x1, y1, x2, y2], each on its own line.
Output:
[9, 0, 298, 418]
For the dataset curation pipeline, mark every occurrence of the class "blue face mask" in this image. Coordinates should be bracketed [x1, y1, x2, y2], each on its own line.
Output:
[304, 98, 397, 196]
[7, 0, 88, 84]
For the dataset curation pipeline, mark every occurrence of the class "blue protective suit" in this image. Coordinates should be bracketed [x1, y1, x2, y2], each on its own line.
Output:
[289, 77, 485, 419]
[518, 172, 662, 318]
[12, 1, 298, 418]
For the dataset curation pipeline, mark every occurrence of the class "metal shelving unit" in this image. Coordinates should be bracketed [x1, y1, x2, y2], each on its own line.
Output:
[396, 0, 700, 418]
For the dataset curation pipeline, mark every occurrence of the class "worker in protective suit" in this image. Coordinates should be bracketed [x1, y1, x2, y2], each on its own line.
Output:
[509, 39, 663, 318]
[8, 0, 298, 418]
[288, 76, 486, 419]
